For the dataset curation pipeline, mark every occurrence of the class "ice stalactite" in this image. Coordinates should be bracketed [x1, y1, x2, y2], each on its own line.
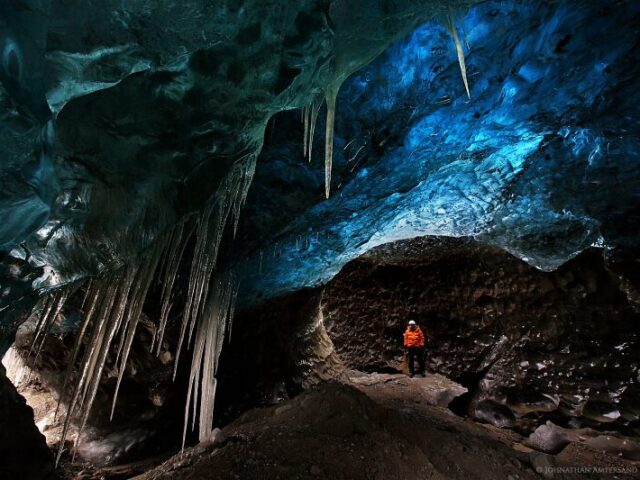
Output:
[30, 286, 73, 358]
[55, 281, 100, 421]
[109, 240, 165, 419]
[49, 222, 182, 464]
[324, 87, 339, 199]
[445, 9, 471, 99]
[182, 272, 239, 448]
[175, 156, 255, 448]
[153, 222, 191, 355]
[29, 152, 255, 464]
[303, 105, 310, 157]
[232, 154, 256, 237]
[55, 270, 127, 464]
[173, 154, 256, 381]
[307, 99, 322, 162]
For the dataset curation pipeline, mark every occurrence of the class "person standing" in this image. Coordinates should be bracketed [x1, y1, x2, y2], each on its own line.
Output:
[403, 320, 425, 377]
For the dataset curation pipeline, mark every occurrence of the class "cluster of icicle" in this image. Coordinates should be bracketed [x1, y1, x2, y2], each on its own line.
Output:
[310, 9, 470, 201]
[301, 88, 338, 200]
[30, 155, 255, 465]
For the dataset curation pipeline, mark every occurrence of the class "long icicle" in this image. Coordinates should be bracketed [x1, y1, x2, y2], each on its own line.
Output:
[182, 272, 237, 449]
[56, 273, 119, 465]
[111, 240, 164, 420]
[30, 287, 70, 358]
[308, 98, 322, 162]
[29, 296, 55, 357]
[446, 9, 471, 99]
[54, 282, 101, 421]
[155, 222, 191, 355]
[174, 155, 254, 379]
[149, 227, 177, 354]
[303, 105, 309, 158]
[232, 154, 256, 236]
[74, 272, 133, 461]
[324, 87, 338, 199]
[173, 202, 214, 380]
[75, 276, 122, 411]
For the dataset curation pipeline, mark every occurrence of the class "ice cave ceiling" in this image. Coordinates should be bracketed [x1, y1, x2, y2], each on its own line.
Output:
[1, 0, 639, 326]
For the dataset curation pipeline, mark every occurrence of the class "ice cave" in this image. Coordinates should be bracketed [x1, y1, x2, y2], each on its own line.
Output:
[0, 0, 639, 479]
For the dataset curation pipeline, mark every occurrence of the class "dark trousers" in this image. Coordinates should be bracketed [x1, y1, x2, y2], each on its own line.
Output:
[407, 347, 425, 374]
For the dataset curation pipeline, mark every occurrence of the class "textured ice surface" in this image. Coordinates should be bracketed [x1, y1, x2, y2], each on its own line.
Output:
[234, 0, 640, 304]
[0, 0, 639, 314]
[0, 0, 474, 314]
[1, 0, 638, 457]
[1, 0, 486, 451]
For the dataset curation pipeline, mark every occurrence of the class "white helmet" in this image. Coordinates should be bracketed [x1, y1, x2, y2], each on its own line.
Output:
[408, 320, 416, 326]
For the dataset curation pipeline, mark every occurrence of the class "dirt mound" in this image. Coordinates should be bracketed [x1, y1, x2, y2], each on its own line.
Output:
[136, 382, 432, 480]
[136, 381, 544, 480]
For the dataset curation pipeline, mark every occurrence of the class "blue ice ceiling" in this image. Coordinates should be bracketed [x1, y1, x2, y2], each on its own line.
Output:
[0, 0, 638, 318]
[234, 0, 640, 303]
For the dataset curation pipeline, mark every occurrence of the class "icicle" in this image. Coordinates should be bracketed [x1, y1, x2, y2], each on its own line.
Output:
[303, 105, 309, 157]
[74, 275, 132, 460]
[446, 10, 471, 99]
[56, 273, 120, 465]
[231, 154, 256, 236]
[30, 287, 72, 358]
[112, 266, 142, 368]
[111, 240, 164, 420]
[174, 204, 214, 380]
[174, 155, 254, 379]
[29, 296, 55, 357]
[149, 228, 177, 354]
[324, 87, 338, 198]
[155, 222, 191, 355]
[76, 278, 122, 411]
[308, 99, 322, 162]
[182, 272, 238, 450]
[54, 283, 101, 421]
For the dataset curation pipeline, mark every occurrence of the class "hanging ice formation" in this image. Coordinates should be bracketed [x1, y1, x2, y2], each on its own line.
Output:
[445, 9, 471, 98]
[182, 272, 239, 448]
[29, 154, 257, 465]
[301, 86, 341, 199]
[324, 87, 339, 199]
[302, 98, 323, 163]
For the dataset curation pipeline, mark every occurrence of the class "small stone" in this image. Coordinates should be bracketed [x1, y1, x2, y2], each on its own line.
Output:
[512, 443, 533, 454]
[206, 427, 226, 447]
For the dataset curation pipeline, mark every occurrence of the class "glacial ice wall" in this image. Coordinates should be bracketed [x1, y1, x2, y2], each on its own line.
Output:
[0, 0, 637, 460]
[0, 0, 475, 317]
[234, 0, 640, 304]
[0, 0, 484, 452]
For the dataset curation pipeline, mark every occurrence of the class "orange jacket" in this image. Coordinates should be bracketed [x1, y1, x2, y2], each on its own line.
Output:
[404, 326, 425, 348]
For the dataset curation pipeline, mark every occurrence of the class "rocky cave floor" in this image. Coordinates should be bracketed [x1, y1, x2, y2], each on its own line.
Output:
[6, 241, 639, 480]
[28, 370, 637, 480]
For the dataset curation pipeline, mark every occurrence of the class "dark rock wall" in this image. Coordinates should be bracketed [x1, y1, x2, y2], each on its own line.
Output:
[0, 364, 55, 480]
[216, 289, 344, 422]
[3, 285, 345, 468]
[322, 238, 640, 435]
[6, 311, 189, 466]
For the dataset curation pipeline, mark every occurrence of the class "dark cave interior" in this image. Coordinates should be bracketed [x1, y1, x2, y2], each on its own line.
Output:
[1, 1, 639, 479]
